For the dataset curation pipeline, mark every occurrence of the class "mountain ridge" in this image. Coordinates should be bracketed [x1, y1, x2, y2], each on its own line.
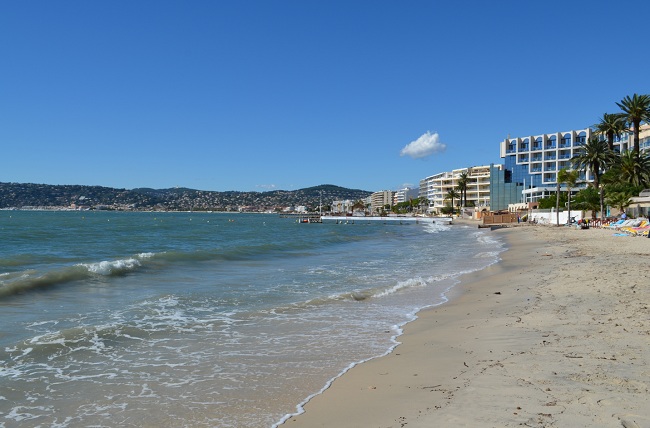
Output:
[0, 182, 372, 211]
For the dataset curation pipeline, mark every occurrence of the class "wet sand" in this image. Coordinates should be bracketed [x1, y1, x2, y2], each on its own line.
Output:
[280, 223, 650, 427]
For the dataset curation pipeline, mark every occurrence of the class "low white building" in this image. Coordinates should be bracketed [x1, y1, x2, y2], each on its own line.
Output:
[419, 165, 496, 212]
[393, 187, 419, 205]
[331, 199, 355, 214]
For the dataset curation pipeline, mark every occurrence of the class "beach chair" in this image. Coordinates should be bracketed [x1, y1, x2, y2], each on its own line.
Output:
[604, 219, 625, 229]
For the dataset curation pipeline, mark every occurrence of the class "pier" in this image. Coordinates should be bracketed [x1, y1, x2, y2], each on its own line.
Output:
[320, 216, 452, 225]
[279, 213, 323, 223]
[280, 213, 453, 225]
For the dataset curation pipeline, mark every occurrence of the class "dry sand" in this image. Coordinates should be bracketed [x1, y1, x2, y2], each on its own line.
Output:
[280, 223, 650, 427]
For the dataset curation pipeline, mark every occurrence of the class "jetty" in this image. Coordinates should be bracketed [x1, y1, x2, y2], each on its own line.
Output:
[280, 213, 323, 223]
[320, 216, 452, 225]
[280, 213, 453, 225]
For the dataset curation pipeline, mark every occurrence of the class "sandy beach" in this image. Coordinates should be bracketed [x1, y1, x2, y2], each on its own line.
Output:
[281, 223, 650, 427]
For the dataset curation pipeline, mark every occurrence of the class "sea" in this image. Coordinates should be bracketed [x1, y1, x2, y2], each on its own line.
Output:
[0, 210, 505, 428]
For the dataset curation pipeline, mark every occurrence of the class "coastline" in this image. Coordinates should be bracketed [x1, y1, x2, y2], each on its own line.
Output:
[280, 224, 650, 427]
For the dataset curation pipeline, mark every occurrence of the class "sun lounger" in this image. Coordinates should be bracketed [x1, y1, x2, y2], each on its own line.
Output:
[604, 219, 625, 229]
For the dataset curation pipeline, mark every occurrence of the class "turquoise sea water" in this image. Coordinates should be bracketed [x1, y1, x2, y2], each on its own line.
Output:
[0, 211, 505, 427]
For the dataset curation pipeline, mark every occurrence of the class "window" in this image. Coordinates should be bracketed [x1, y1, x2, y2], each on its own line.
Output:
[560, 133, 571, 147]
[546, 135, 557, 149]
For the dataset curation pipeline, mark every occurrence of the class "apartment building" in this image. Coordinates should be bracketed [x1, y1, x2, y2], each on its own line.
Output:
[370, 190, 394, 214]
[393, 187, 419, 205]
[419, 165, 496, 212]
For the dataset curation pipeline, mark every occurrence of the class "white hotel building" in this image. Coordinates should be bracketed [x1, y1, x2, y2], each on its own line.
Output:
[500, 125, 650, 203]
[419, 165, 496, 212]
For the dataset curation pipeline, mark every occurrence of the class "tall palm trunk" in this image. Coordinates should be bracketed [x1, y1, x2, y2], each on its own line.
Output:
[607, 131, 614, 151]
[633, 120, 641, 158]
[555, 181, 560, 226]
[567, 186, 571, 224]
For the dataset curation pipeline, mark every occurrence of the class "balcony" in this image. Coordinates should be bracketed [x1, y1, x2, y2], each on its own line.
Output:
[544, 144, 556, 150]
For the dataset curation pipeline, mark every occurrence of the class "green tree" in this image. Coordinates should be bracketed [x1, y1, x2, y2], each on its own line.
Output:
[616, 93, 650, 157]
[557, 168, 579, 224]
[572, 137, 616, 220]
[573, 187, 601, 220]
[352, 199, 366, 214]
[609, 150, 650, 188]
[594, 113, 627, 151]
[538, 193, 567, 210]
[418, 197, 430, 214]
[444, 188, 460, 216]
[456, 171, 469, 207]
[606, 189, 634, 214]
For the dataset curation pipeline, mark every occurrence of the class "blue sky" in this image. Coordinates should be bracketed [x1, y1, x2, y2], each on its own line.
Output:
[2, 1, 649, 192]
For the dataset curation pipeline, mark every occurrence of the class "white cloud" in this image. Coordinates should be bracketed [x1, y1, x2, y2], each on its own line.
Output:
[256, 184, 277, 190]
[400, 131, 446, 159]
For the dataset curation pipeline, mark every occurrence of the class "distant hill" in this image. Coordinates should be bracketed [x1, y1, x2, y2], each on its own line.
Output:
[0, 182, 372, 211]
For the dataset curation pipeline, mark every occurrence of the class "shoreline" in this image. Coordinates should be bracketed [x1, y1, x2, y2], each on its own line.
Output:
[280, 224, 650, 427]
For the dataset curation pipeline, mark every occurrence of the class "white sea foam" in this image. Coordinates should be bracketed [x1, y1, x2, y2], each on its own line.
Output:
[374, 276, 427, 298]
[78, 258, 141, 275]
[137, 252, 156, 259]
[422, 222, 450, 234]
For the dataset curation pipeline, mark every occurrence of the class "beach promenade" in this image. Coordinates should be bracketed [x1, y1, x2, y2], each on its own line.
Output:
[281, 222, 650, 427]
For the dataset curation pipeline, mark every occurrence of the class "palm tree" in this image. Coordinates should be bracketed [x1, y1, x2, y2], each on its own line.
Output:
[418, 198, 430, 214]
[616, 93, 650, 157]
[606, 190, 634, 214]
[572, 137, 616, 221]
[456, 171, 469, 208]
[557, 168, 579, 225]
[444, 188, 460, 216]
[610, 150, 650, 188]
[573, 187, 600, 220]
[593, 113, 627, 151]
[352, 199, 366, 215]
